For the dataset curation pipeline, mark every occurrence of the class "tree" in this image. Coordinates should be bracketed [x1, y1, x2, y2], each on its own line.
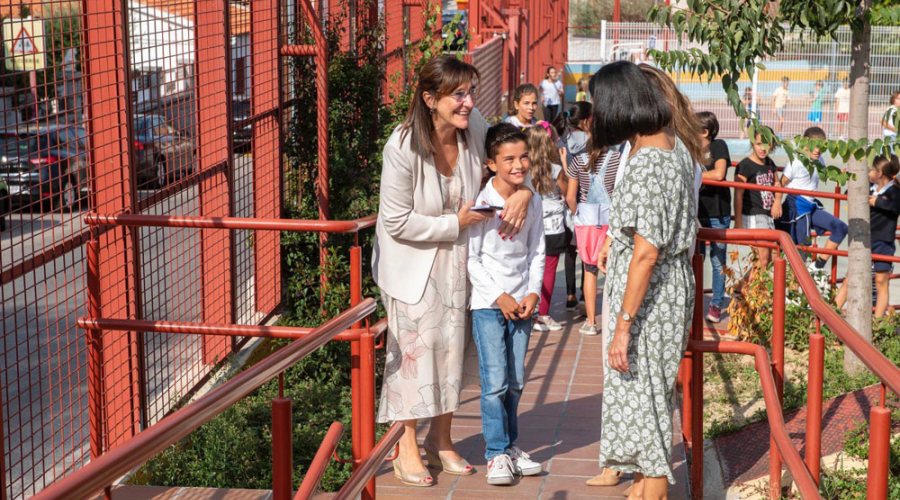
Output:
[648, 0, 900, 374]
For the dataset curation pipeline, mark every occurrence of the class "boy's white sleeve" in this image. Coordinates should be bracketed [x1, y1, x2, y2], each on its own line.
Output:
[525, 198, 546, 298]
[467, 218, 506, 305]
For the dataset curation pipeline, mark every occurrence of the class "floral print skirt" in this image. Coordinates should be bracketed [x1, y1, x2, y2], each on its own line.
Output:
[376, 235, 472, 423]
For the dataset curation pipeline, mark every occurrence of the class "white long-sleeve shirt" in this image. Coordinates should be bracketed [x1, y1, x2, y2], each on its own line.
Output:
[468, 178, 546, 310]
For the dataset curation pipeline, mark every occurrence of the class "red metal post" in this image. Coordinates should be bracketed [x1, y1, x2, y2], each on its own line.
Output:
[360, 332, 377, 500]
[86, 237, 110, 500]
[805, 325, 825, 485]
[770, 256, 786, 499]
[81, 0, 142, 447]
[690, 253, 704, 498]
[196, 0, 234, 365]
[350, 245, 363, 471]
[831, 186, 841, 287]
[252, 0, 283, 315]
[273, 375, 293, 500]
[867, 403, 891, 500]
[298, 0, 331, 275]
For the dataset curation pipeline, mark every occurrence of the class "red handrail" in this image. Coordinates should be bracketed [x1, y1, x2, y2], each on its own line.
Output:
[700, 228, 900, 395]
[29, 299, 377, 500]
[294, 422, 345, 500]
[331, 423, 404, 500]
[691, 228, 900, 499]
[77, 317, 388, 341]
[84, 213, 378, 233]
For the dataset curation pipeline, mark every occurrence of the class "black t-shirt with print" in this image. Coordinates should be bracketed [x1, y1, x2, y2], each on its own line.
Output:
[736, 156, 777, 216]
[698, 139, 732, 219]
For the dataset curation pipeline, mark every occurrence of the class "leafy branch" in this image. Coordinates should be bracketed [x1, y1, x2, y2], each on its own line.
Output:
[647, 0, 900, 185]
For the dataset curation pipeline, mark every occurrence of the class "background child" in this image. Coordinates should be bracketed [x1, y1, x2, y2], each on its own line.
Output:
[566, 132, 622, 336]
[834, 78, 851, 139]
[696, 111, 732, 323]
[836, 155, 900, 317]
[734, 127, 779, 274]
[504, 84, 539, 129]
[528, 122, 568, 331]
[773, 127, 847, 273]
[882, 91, 900, 141]
[575, 77, 590, 103]
[773, 76, 790, 134]
[554, 101, 592, 308]
[468, 123, 545, 485]
[807, 80, 825, 125]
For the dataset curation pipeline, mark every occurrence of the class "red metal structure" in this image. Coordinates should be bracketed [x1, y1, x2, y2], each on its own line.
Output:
[0, 1, 569, 499]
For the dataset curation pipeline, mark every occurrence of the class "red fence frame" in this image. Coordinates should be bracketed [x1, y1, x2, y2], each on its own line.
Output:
[28, 214, 390, 500]
[688, 227, 900, 499]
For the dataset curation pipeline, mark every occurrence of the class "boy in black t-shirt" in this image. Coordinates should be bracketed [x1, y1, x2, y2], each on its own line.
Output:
[696, 112, 732, 323]
[735, 128, 780, 274]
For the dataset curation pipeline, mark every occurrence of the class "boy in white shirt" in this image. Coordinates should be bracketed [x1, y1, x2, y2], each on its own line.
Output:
[468, 123, 545, 486]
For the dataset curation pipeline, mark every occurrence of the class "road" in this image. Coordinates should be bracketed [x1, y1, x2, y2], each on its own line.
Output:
[0, 153, 260, 499]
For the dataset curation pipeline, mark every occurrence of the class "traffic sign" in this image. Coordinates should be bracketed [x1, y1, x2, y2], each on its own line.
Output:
[3, 19, 45, 71]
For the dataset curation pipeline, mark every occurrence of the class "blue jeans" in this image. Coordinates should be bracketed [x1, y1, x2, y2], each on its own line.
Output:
[471, 309, 532, 460]
[699, 216, 730, 308]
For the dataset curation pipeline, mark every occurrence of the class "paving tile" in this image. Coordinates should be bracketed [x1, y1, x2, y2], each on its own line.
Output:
[547, 458, 606, 478]
[103, 486, 183, 500]
[541, 474, 633, 497]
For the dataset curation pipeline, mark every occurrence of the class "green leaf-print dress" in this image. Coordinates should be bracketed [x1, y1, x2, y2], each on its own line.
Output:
[600, 137, 697, 483]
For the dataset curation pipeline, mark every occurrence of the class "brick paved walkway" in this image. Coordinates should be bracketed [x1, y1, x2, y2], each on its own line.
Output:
[371, 274, 690, 500]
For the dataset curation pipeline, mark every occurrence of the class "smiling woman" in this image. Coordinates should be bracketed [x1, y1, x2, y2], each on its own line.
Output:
[372, 55, 535, 488]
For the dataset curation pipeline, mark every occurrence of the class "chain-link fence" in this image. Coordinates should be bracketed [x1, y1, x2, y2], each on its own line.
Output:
[568, 22, 900, 139]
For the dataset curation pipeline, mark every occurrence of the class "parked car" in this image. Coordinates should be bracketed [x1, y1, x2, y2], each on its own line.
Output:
[133, 114, 195, 188]
[232, 98, 252, 153]
[0, 125, 89, 211]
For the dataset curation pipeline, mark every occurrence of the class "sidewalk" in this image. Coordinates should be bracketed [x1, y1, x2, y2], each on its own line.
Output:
[371, 267, 691, 499]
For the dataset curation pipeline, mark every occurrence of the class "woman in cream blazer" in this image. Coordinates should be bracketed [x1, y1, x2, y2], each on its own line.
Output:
[373, 56, 534, 487]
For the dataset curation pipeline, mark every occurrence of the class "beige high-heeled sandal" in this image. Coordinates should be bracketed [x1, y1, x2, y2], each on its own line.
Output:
[423, 442, 476, 476]
[392, 458, 434, 487]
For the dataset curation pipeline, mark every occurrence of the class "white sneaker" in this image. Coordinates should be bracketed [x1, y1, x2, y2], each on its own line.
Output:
[532, 321, 551, 332]
[578, 322, 598, 336]
[486, 454, 515, 485]
[507, 445, 542, 476]
[536, 315, 563, 331]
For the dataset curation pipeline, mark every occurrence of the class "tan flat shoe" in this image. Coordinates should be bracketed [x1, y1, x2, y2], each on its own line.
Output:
[423, 442, 476, 476]
[585, 469, 623, 486]
[392, 458, 434, 487]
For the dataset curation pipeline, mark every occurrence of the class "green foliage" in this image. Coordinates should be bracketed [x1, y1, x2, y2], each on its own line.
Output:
[647, 0, 900, 185]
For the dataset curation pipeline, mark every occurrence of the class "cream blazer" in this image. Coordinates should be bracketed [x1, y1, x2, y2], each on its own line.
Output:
[373, 108, 488, 304]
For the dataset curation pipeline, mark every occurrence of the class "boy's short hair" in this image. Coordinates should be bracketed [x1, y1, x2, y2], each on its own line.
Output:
[803, 126, 827, 140]
[695, 111, 720, 140]
[816, 80, 824, 86]
[782, 76, 790, 83]
[486, 123, 527, 160]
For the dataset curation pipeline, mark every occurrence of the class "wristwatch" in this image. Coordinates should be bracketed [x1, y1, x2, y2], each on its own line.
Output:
[619, 309, 635, 322]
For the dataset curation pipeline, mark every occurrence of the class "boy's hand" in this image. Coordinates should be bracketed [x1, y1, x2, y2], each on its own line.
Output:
[734, 218, 743, 229]
[870, 195, 878, 207]
[519, 294, 539, 319]
[497, 293, 523, 320]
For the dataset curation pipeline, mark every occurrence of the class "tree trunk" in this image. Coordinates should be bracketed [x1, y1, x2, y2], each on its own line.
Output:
[843, 0, 873, 375]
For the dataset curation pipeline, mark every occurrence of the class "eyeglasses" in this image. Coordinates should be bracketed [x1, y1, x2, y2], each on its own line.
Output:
[449, 87, 478, 103]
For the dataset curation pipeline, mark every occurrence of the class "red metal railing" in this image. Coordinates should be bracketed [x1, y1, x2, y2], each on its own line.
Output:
[23, 213, 397, 500]
[688, 227, 900, 499]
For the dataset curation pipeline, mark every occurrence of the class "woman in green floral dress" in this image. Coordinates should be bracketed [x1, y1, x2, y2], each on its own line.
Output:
[593, 61, 698, 500]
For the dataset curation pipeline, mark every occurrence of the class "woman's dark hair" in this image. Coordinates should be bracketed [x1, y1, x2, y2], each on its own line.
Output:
[873, 154, 900, 189]
[552, 101, 592, 138]
[486, 123, 528, 162]
[696, 111, 719, 140]
[399, 56, 481, 157]
[508, 83, 539, 115]
[588, 60, 671, 150]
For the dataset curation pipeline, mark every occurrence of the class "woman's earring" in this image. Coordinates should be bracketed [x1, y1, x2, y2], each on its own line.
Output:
[429, 108, 436, 115]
